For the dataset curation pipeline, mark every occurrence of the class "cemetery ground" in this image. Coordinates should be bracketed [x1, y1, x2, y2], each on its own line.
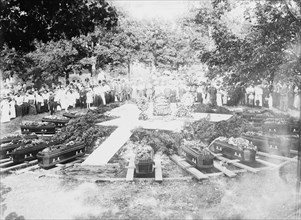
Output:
[0, 104, 299, 220]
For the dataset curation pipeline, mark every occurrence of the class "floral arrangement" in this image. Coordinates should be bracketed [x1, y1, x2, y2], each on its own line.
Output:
[135, 142, 154, 161]
[130, 128, 182, 155]
[139, 112, 149, 120]
[182, 140, 214, 159]
[264, 117, 288, 124]
[243, 131, 263, 137]
[136, 96, 149, 112]
[43, 115, 69, 120]
[14, 138, 49, 150]
[181, 92, 194, 107]
[21, 121, 55, 127]
[213, 136, 257, 151]
[175, 104, 193, 118]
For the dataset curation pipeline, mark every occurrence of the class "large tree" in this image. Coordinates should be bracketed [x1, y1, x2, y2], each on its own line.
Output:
[0, 0, 118, 51]
[196, 0, 301, 89]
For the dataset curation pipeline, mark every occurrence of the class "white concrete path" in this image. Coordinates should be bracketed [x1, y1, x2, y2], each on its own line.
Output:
[81, 126, 134, 166]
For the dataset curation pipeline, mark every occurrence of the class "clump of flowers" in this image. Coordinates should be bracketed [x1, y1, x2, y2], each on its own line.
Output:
[135, 142, 153, 161]
[212, 136, 257, 151]
[175, 104, 192, 118]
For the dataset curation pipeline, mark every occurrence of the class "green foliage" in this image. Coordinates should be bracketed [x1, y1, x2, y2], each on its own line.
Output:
[183, 115, 253, 144]
[26, 39, 78, 81]
[0, 45, 33, 80]
[0, 0, 118, 52]
[193, 103, 231, 114]
[130, 128, 183, 155]
[195, 0, 301, 88]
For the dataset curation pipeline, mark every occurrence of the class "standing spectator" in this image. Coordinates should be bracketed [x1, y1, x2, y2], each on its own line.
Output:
[94, 81, 103, 106]
[196, 85, 203, 103]
[22, 91, 29, 116]
[49, 91, 56, 115]
[222, 90, 228, 106]
[239, 87, 246, 106]
[41, 90, 49, 112]
[103, 81, 111, 104]
[262, 86, 269, 107]
[254, 85, 263, 107]
[216, 89, 223, 106]
[9, 95, 16, 119]
[86, 88, 93, 109]
[0, 97, 10, 122]
[293, 86, 300, 110]
[79, 88, 87, 108]
[27, 91, 37, 115]
[15, 92, 23, 117]
[279, 83, 288, 111]
[35, 91, 44, 113]
[288, 84, 295, 109]
[246, 86, 255, 107]
[209, 84, 217, 107]
[268, 93, 273, 109]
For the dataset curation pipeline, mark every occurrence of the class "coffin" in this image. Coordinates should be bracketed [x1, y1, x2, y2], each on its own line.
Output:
[62, 112, 77, 119]
[242, 134, 292, 157]
[42, 118, 69, 128]
[37, 142, 86, 169]
[11, 142, 50, 163]
[135, 149, 154, 174]
[0, 143, 24, 159]
[0, 135, 39, 159]
[209, 140, 256, 162]
[180, 145, 214, 169]
[0, 134, 38, 144]
[21, 124, 56, 135]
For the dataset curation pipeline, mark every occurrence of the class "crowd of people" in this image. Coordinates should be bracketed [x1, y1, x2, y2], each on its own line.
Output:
[1, 76, 300, 123]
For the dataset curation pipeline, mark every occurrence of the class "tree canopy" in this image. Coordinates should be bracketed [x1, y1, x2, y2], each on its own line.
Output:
[0, 0, 118, 51]
[196, 0, 301, 89]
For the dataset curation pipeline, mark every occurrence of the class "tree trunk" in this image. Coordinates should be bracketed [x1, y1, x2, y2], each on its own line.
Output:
[128, 62, 131, 81]
[296, 89, 301, 218]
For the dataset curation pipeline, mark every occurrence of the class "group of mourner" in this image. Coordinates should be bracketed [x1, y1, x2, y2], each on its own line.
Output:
[1, 76, 300, 123]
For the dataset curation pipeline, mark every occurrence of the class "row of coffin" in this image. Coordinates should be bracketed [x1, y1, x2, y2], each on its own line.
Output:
[0, 135, 86, 168]
[20, 113, 75, 135]
[241, 112, 299, 135]
[1, 113, 85, 169]
[180, 135, 299, 170]
[180, 111, 300, 170]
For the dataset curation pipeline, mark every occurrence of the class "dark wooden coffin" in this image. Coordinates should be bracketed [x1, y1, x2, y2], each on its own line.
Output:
[241, 134, 292, 157]
[37, 142, 86, 169]
[11, 143, 50, 163]
[180, 145, 214, 169]
[210, 140, 256, 162]
[42, 118, 69, 128]
[135, 150, 154, 175]
[21, 124, 56, 135]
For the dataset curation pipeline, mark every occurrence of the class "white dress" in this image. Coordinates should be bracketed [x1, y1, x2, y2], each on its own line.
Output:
[1, 99, 11, 122]
[9, 99, 16, 119]
[216, 91, 223, 106]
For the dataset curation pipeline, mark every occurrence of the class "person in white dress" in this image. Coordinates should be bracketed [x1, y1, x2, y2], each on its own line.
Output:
[1, 97, 11, 122]
[293, 87, 300, 110]
[254, 85, 263, 107]
[86, 88, 93, 109]
[216, 87, 223, 106]
[9, 95, 16, 119]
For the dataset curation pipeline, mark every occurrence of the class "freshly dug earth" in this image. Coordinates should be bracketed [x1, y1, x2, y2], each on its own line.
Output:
[0, 166, 298, 220]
